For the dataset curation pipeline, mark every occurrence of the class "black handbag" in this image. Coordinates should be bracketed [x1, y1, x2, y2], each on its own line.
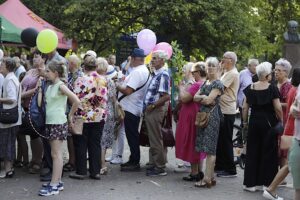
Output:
[28, 80, 47, 138]
[0, 84, 20, 124]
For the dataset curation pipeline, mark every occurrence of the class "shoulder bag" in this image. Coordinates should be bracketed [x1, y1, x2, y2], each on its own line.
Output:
[0, 83, 20, 124]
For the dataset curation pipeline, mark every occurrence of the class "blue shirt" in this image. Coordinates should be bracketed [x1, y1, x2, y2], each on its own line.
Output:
[237, 68, 253, 108]
[143, 67, 170, 109]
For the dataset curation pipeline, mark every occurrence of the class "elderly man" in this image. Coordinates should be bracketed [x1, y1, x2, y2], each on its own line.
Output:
[13, 56, 26, 80]
[215, 51, 240, 178]
[237, 59, 259, 125]
[143, 50, 171, 176]
[116, 48, 150, 171]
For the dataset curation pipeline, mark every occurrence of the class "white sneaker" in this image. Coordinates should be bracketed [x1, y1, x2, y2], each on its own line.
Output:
[263, 190, 283, 200]
[256, 185, 267, 191]
[110, 156, 123, 164]
[243, 186, 256, 192]
[105, 156, 113, 162]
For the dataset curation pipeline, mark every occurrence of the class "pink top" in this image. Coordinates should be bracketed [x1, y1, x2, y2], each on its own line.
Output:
[21, 70, 39, 108]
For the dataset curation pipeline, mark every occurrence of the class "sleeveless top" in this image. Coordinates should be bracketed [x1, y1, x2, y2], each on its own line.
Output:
[45, 80, 67, 124]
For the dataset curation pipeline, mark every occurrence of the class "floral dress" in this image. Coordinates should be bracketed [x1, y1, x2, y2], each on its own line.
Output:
[101, 78, 116, 149]
[195, 80, 224, 155]
[73, 71, 107, 123]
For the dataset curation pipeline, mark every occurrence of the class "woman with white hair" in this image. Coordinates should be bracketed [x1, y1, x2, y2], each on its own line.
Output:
[97, 58, 117, 175]
[193, 57, 224, 188]
[242, 62, 283, 192]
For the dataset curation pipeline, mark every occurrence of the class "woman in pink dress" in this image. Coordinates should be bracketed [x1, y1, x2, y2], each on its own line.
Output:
[175, 62, 206, 181]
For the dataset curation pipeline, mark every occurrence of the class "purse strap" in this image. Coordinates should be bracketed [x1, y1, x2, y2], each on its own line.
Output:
[162, 103, 172, 128]
[1, 80, 21, 108]
[118, 70, 150, 102]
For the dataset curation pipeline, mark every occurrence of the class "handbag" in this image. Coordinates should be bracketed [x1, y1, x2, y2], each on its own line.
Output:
[28, 80, 46, 138]
[195, 106, 216, 128]
[70, 116, 83, 135]
[0, 84, 20, 124]
[114, 101, 125, 139]
[161, 104, 175, 147]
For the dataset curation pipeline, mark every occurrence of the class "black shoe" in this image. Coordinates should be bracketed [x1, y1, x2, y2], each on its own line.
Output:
[183, 171, 204, 182]
[40, 172, 52, 182]
[120, 161, 134, 167]
[217, 171, 237, 178]
[120, 163, 140, 172]
[89, 174, 101, 180]
[146, 167, 167, 176]
[5, 169, 15, 178]
[69, 173, 87, 180]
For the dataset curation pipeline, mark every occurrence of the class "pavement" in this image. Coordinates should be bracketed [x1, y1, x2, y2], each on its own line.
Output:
[0, 143, 294, 200]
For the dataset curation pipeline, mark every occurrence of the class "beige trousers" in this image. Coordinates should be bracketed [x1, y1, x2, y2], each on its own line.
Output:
[144, 104, 168, 169]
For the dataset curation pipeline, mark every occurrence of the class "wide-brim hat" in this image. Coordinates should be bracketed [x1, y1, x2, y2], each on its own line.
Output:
[106, 65, 118, 79]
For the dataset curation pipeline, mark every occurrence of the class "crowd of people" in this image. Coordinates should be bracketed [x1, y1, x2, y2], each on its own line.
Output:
[0, 47, 299, 200]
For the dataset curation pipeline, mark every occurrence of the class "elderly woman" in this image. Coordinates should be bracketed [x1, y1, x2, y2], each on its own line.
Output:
[63, 54, 83, 172]
[176, 62, 206, 181]
[0, 57, 22, 178]
[70, 55, 107, 180]
[97, 57, 117, 174]
[193, 57, 224, 188]
[243, 62, 283, 192]
[17, 50, 45, 173]
[274, 58, 292, 125]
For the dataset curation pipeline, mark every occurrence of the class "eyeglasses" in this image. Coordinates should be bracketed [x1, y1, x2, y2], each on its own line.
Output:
[274, 68, 286, 72]
[191, 70, 199, 74]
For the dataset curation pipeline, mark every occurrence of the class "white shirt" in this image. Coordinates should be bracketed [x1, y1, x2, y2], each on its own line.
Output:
[118, 64, 149, 116]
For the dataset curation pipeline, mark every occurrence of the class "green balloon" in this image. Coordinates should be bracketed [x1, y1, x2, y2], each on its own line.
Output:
[36, 29, 58, 54]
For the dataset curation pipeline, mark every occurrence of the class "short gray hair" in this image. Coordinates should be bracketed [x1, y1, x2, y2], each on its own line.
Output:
[152, 50, 168, 61]
[205, 57, 219, 68]
[223, 51, 237, 64]
[248, 58, 259, 66]
[182, 62, 194, 73]
[67, 55, 80, 65]
[96, 57, 108, 72]
[256, 62, 272, 79]
[275, 58, 292, 75]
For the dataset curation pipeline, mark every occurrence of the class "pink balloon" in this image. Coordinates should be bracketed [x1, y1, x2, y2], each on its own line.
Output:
[137, 29, 157, 55]
[153, 42, 173, 59]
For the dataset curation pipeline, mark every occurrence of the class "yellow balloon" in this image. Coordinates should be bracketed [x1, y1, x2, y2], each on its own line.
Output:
[36, 29, 58, 54]
[145, 52, 152, 64]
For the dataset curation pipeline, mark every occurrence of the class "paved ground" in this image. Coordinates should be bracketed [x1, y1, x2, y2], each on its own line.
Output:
[0, 144, 294, 200]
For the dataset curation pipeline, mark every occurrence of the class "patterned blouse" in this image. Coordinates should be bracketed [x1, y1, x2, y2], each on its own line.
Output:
[73, 71, 108, 123]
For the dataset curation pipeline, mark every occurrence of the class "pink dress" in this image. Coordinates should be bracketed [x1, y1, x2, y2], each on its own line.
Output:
[175, 81, 205, 163]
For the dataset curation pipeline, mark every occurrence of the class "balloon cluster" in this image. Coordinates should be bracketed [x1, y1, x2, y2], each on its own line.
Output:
[137, 29, 173, 63]
[21, 28, 58, 53]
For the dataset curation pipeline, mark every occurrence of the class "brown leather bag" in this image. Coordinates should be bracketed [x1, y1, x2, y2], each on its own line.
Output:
[195, 106, 216, 128]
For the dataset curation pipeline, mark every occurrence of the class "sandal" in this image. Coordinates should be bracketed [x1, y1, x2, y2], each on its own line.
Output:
[63, 163, 75, 172]
[211, 178, 217, 186]
[100, 167, 108, 175]
[28, 163, 41, 174]
[194, 179, 212, 188]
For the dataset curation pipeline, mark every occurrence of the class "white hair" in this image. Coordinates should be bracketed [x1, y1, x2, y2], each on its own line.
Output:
[205, 57, 219, 67]
[256, 62, 272, 79]
[152, 50, 168, 61]
[96, 57, 108, 72]
[248, 58, 259, 66]
[275, 58, 292, 75]
[183, 62, 194, 73]
[68, 54, 80, 65]
[223, 51, 237, 64]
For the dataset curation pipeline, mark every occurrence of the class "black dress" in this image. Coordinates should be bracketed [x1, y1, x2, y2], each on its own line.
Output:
[243, 84, 280, 187]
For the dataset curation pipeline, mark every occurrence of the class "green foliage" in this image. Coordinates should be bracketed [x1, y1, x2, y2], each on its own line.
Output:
[2, 0, 300, 65]
[169, 41, 186, 86]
